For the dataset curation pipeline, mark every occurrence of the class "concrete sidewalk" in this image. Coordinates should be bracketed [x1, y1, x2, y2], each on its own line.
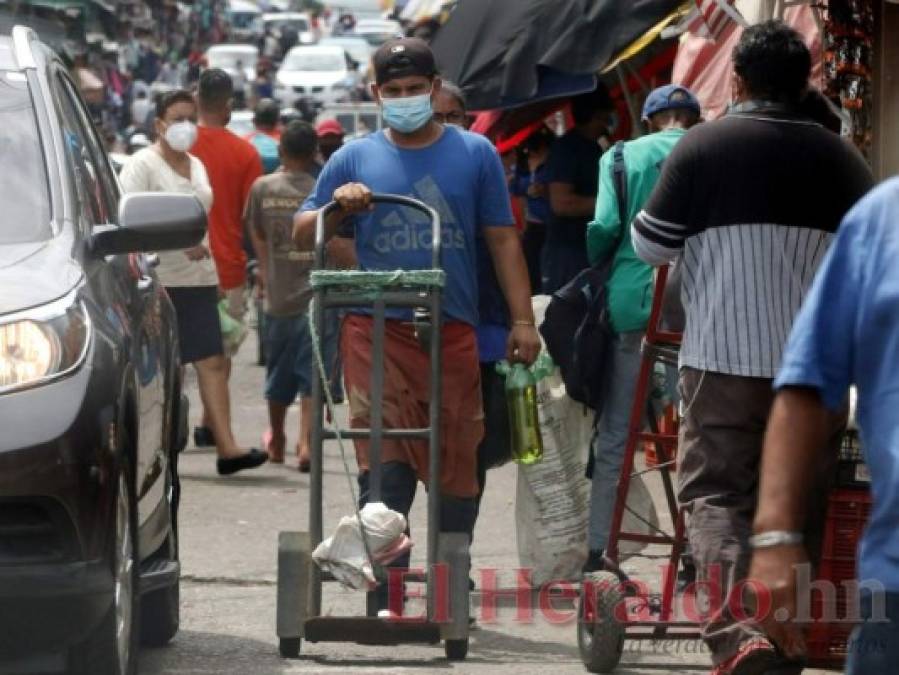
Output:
[139, 334, 838, 675]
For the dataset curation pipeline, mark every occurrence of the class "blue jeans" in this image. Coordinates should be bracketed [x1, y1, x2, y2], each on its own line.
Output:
[845, 590, 899, 674]
[588, 331, 643, 552]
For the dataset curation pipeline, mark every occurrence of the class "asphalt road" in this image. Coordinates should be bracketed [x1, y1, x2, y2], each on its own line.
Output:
[138, 330, 837, 675]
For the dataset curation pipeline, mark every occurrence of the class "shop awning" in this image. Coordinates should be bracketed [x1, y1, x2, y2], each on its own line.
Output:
[431, 0, 690, 111]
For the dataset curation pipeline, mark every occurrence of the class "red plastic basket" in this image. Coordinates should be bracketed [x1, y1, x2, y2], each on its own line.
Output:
[806, 488, 872, 668]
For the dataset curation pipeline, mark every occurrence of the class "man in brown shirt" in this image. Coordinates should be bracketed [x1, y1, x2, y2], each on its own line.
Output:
[245, 121, 339, 470]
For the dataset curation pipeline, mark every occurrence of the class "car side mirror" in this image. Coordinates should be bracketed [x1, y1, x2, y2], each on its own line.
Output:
[89, 193, 206, 257]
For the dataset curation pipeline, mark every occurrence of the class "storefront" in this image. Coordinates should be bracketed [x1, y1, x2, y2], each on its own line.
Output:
[873, 0, 899, 178]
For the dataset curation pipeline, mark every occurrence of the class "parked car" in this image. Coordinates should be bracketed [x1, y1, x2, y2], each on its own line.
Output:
[318, 102, 382, 139]
[274, 45, 361, 107]
[204, 43, 258, 85]
[352, 18, 403, 46]
[0, 26, 204, 675]
[261, 12, 316, 46]
[226, 109, 255, 138]
[319, 35, 373, 74]
[226, 0, 263, 43]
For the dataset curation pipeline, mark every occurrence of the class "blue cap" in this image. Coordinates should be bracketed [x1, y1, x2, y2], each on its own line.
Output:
[641, 84, 701, 122]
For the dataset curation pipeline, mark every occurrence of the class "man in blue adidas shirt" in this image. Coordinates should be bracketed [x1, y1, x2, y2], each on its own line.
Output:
[294, 37, 539, 615]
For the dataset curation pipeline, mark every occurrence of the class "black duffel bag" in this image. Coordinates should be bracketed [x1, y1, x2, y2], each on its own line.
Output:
[539, 259, 616, 411]
[538, 142, 627, 413]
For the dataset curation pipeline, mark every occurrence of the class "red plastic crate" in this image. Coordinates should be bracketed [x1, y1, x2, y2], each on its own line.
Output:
[821, 490, 871, 560]
[807, 489, 872, 668]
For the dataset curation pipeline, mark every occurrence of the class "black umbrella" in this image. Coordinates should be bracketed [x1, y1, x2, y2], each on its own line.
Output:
[431, 0, 686, 110]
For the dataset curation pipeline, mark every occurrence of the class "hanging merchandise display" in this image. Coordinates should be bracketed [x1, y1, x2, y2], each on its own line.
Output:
[824, 0, 875, 157]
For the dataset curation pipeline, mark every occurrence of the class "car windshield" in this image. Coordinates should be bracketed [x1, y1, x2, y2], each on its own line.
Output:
[231, 11, 258, 29]
[284, 51, 344, 72]
[322, 39, 370, 66]
[209, 51, 257, 69]
[0, 72, 50, 244]
[356, 31, 394, 46]
[267, 18, 309, 32]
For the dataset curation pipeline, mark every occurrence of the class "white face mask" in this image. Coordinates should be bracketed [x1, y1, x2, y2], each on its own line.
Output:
[164, 121, 197, 153]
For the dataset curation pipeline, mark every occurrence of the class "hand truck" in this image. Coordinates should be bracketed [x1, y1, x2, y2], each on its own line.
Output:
[576, 264, 698, 673]
[276, 194, 471, 661]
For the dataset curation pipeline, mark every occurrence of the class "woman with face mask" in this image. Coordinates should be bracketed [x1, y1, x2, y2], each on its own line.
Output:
[119, 89, 269, 476]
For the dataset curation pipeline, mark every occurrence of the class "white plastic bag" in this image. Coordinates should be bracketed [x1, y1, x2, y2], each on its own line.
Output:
[516, 364, 593, 586]
[312, 502, 410, 590]
[516, 296, 659, 586]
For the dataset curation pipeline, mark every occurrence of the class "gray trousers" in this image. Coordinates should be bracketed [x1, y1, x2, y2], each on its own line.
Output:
[678, 367, 841, 666]
[588, 331, 644, 551]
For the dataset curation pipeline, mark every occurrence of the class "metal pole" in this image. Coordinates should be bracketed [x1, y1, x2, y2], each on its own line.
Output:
[616, 65, 642, 139]
[309, 205, 332, 617]
[426, 205, 442, 621]
[369, 299, 386, 503]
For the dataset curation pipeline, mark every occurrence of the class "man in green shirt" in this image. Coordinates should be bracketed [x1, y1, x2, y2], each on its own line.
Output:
[583, 85, 700, 572]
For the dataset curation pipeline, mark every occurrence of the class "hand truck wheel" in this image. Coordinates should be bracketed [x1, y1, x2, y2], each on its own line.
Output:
[578, 571, 625, 673]
[444, 638, 468, 661]
[279, 637, 301, 658]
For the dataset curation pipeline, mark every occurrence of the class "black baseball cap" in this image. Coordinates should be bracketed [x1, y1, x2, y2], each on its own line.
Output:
[373, 37, 437, 85]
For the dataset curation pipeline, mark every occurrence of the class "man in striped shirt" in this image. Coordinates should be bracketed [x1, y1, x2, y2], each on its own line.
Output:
[632, 21, 873, 675]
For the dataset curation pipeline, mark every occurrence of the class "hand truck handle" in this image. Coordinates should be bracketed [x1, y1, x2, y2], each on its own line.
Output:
[315, 194, 442, 271]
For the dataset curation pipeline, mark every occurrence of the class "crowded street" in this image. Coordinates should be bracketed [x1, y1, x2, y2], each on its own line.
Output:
[2, 1, 899, 675]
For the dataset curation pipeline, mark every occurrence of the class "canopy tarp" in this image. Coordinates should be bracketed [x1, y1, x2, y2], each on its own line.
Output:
[431, 0, 690, 111]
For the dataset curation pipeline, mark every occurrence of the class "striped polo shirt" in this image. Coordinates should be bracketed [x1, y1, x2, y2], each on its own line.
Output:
[631, 106, 873, 378]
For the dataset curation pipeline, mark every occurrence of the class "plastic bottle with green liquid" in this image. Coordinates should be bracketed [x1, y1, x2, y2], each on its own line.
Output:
[503, 362, 544, 465]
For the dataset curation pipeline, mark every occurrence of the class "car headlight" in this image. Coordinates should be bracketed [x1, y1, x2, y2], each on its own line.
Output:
[0, 296, 90, 393]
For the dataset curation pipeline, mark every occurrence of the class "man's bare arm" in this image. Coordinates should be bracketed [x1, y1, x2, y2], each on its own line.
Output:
[749, 387, 838, 660]
[293, 207, 346, 250]
[293, 182, 373, 250]
[549, 182, 596, 218]
[754, 387, 833, 534]
[483, 225, 541, 365]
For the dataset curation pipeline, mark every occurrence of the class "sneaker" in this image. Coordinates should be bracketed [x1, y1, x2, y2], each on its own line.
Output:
[582, 549, 605, 574]
[711, 638, 779, 675]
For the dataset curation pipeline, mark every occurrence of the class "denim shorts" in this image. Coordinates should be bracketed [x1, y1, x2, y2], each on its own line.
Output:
[264, 311, 340, 405]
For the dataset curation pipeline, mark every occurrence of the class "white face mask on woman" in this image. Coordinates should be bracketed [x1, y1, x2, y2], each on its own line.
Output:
[164, 120, 198, 153]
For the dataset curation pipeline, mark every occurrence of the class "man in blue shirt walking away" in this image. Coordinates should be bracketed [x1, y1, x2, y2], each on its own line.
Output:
[751, 178, 899, 674]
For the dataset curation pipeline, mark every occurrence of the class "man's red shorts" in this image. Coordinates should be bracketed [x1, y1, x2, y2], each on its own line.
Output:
[340, 314, 485, 499]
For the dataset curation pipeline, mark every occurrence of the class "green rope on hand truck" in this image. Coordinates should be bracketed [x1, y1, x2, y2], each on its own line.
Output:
[306, 268, 445, 588]
[310, 269, 446, 292]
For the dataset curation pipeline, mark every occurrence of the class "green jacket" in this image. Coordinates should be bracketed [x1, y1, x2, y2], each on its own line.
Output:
[586, 128, 686, 333]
